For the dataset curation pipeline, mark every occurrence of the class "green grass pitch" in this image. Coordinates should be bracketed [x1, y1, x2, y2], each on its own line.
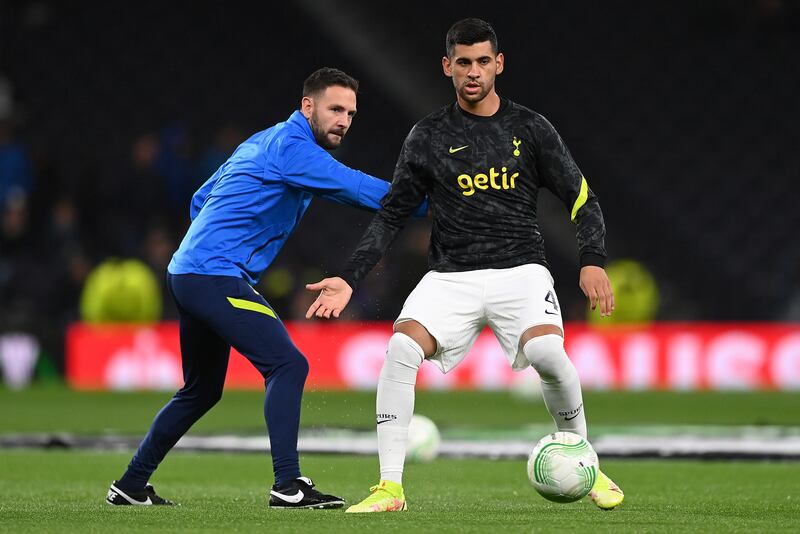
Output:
[1, 451, 798, 533]
[2, 387, 799, 434]
[1, 387, 799, 532]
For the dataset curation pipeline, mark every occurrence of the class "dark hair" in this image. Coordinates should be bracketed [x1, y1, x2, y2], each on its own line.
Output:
[445, 18, 499, 58]
[302, 67, 359, 97]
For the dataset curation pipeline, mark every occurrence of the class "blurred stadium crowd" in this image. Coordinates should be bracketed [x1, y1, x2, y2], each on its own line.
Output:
[0, 0, 798, 373]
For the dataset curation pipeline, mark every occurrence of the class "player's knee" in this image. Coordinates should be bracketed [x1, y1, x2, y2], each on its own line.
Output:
[260, 348, 308, 382]
[394, 320, 437, 357]
[177, 381, 225, 412]
[285, 349, 309, 379]
[522, 334, 575, 384]
[181, 389, 223, 417]
[387, 333, 425, 368]
[205, 386, 225, 410]
[381, 333, 424, 384]
[296, 353, 310, 378]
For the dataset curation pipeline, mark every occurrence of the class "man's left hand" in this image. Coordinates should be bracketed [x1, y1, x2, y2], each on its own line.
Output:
[579, 266, 614, 317]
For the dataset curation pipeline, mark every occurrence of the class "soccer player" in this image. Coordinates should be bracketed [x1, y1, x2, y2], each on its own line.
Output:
[305, 19, 625, 512]
[105, 68, 426, 509]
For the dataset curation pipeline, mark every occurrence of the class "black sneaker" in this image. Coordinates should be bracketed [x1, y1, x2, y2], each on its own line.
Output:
[269, 476, 345, 509]
[106, 481, 176, 505]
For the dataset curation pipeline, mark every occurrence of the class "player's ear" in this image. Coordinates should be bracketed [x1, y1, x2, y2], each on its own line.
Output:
[442, 56, 453, 77]
[495, 52, 505, 75]
[301, 96, 313, 119]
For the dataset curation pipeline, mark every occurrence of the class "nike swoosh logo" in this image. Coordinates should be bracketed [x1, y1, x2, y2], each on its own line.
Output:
[270, 489, 304, 503]
[544, 310, 558, 315]
[109, 488, 152, 505]
[565, 409, 582, 421]
[449, 145, 468, 154]
[376, 419, 394, 425]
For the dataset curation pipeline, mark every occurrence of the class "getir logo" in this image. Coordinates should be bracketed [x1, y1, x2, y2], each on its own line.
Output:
[457, 167, 519, 197]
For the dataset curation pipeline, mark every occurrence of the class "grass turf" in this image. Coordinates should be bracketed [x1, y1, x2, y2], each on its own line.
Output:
[2, 388, 799, 531]
[0, 451, 798, 533]
[1, 387, 798, 435]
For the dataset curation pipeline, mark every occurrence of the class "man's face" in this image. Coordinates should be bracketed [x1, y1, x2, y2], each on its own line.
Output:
[442, 41, 504, 104]
[301, 85, 357, 149]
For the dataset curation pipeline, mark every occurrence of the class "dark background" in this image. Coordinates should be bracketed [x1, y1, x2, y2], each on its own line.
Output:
[1, 0, 798, 370]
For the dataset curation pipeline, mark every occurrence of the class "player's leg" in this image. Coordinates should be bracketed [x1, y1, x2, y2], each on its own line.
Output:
[377, 320, 434, 484]
[521, 328, 624, 509]
[347, 271, 483, 513]
[344, 321, 430, 513]
[484, 264, 585, 438]
[487, 265, 623, 509]
[520, 325, 587, 439]
[501, 265, 622, 509]
[108, 275, 230, 505]
[484, 264, 623, 509]
[207, 276, 343, 509]
[521, 328, 624, 510]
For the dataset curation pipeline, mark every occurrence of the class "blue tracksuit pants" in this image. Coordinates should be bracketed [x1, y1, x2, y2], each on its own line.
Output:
[118, 273, 308, 489]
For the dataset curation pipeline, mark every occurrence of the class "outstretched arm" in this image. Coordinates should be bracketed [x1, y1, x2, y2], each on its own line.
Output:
[339, 125, 431, 289]
[306, 124, 431, 319]
[305, 183, 424, 319]
[281, 135, 427, 216]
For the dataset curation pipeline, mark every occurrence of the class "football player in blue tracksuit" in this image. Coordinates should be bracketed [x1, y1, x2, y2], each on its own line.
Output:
[106, 68, 425, 509]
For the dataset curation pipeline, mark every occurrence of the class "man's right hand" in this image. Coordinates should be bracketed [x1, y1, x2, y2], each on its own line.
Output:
[305, 277, 353, 319]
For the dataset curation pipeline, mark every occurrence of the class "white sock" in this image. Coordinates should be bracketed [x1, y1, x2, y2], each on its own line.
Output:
[376, 332, 424, 485]
[523, 334, 587, 439]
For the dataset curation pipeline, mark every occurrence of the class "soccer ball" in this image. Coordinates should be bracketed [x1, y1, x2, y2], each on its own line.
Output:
[526, 432, 599, 503]
[406, 414, 441, 462]
[509, 369, 543, 402]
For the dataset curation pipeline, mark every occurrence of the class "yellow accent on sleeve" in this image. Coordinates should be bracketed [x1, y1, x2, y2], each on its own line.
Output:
[227, 297, 277, 319]
[570, 176, 589, 223]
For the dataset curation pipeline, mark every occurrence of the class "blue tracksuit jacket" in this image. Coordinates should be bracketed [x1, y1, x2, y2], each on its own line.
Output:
[168, 110, 421, 284]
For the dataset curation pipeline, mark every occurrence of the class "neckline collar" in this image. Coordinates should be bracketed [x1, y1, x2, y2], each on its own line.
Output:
[455, 96, 509, 122]
[289, 110, 314, 139]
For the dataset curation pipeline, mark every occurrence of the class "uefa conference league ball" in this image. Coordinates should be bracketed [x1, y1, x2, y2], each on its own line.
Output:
[406, 414, 441, 462]
[527, 432, 599, 503]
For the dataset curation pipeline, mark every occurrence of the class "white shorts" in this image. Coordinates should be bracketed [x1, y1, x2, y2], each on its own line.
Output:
[395, 263, 563, 373]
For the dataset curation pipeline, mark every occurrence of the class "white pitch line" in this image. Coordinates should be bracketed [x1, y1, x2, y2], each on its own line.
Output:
[170, 434, 800, 459]
[2, 432, 799, 459]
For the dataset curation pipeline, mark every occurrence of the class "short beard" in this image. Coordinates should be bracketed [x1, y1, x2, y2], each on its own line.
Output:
[309, 113, 340, 150]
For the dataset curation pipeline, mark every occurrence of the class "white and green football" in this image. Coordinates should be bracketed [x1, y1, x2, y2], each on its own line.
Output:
[526, 432, 599, 503]
[406, 414, 441, 462]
